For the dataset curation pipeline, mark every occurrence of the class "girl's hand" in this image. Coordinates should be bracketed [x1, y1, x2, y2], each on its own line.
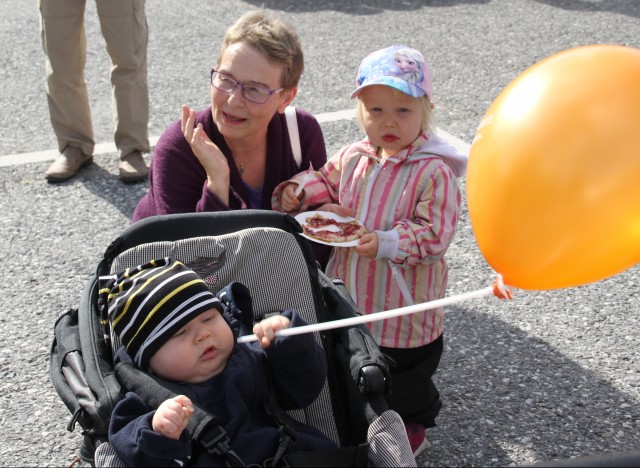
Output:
[281, 184, 303, 212]
[181, 105, 230, 204]
[253, 315, 291, 349]
[354, 232, 378, 258]
[152, 395, 194, 440]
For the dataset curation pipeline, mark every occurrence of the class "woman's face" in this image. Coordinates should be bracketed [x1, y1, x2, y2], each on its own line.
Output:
[211, 42, 295, 143]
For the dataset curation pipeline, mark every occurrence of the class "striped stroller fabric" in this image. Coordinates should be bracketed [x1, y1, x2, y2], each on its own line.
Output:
[368, 410, 416, 466]
[95, 442, 124, 468]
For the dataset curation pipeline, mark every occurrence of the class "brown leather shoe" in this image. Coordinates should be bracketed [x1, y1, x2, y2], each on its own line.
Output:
[45, 146, 93, 182]
[119, 150, 148, 183]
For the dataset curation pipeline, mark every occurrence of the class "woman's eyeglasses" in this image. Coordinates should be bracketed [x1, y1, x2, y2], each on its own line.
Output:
[210, 69, 284, 104]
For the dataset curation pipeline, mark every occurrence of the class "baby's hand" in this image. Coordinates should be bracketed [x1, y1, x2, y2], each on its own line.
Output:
[281, 183, 303, 212]
[152, 395, 194, 440]
[253, 314, 291, 349]
[354, 232, 378, 258]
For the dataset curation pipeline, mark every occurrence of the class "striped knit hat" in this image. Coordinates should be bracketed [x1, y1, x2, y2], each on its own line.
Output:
[98, 258, 224, 371]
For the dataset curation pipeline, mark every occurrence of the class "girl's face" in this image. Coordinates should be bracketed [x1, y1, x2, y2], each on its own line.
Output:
[210, 42, 295, 144]
[149, 308, 234, 384]
[359, 85, 424, 158]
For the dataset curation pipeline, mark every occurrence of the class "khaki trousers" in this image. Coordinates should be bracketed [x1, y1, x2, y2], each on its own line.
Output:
[38, 0, 150, 158]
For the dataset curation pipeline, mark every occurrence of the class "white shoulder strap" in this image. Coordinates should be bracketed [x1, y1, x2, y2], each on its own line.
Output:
[284, 106, 302, 169]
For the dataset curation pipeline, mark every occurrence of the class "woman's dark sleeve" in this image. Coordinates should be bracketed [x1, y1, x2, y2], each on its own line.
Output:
[146, 111, 242, 216]
[145, 119, 209, 214]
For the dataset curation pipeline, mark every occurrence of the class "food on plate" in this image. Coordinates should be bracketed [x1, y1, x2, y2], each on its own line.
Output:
[301, 213, 367, 243]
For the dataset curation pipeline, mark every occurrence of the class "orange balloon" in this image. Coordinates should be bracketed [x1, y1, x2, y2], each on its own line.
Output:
[467, 45, 640, 290]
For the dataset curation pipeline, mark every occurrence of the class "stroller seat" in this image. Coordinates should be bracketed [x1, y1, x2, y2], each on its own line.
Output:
[50, 211, 416, 467]
[109, 225, 339, 444]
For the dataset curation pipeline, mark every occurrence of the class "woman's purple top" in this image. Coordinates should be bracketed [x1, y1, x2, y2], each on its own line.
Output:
[132, 107, 327, 221]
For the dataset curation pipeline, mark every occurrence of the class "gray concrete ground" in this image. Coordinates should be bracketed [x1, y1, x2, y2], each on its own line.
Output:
[0, 1, 639, 466]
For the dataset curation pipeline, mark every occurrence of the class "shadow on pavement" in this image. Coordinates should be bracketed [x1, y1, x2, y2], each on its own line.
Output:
[240, 0, 490, 14]
[420, 304, 640, 466]
[532, 0, 640, 18]
[78, 160, 148, 221]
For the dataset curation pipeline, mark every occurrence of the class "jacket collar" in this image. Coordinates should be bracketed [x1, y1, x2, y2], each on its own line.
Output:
[357, 131, 468, 177]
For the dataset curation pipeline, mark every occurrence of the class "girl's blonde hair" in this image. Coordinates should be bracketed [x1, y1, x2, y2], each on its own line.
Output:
[355, 89, 436, 135]
[219, 10, 304, 90]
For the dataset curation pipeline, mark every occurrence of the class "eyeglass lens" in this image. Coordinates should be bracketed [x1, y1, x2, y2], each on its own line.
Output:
[211, 71, 275, 104]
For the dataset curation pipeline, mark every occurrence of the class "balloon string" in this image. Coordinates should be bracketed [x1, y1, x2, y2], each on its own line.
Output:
[237, 276, 512, 344]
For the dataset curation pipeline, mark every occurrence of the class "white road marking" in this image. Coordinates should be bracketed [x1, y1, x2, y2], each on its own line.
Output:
[0, 109, 469, 168]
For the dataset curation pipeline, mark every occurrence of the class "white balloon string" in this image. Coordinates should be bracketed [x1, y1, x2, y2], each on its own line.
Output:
[237, 280, 507, 344]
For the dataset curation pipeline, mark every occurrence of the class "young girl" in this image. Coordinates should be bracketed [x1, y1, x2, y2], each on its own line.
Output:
[272, 45, 468, 457]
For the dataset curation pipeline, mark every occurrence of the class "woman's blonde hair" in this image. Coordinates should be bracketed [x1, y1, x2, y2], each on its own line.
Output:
[219, 10, 304, 90]
[355, 89, 436, 135]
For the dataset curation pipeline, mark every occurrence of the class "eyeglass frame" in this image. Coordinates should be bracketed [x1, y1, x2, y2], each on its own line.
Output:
[210, 69, 285, 104]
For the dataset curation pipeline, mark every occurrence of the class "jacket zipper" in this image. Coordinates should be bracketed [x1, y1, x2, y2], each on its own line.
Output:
[389, 262, 415, 306]
[359, 159, 414, 307]
[349, 161, 381, 302]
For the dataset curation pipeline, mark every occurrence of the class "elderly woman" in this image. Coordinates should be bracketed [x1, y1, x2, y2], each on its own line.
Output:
[132, 10, 327, 220]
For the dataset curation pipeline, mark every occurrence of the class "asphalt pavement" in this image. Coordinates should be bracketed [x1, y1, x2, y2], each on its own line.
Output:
[1, 1, 639, 466]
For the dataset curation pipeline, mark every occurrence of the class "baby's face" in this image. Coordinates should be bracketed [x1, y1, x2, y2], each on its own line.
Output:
[149, 308, 234, 384]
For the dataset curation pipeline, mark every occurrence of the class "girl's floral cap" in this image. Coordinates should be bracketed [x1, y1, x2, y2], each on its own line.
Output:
[351, 45, 432, 100]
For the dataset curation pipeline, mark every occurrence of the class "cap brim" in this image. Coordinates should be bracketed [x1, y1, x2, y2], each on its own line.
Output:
[350, 77, 428, 99]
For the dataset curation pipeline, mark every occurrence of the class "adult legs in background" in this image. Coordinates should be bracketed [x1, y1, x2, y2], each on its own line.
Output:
[39, 0, 150, 182]
[97, 0, 150, 182]
[39, 0, 95, 181]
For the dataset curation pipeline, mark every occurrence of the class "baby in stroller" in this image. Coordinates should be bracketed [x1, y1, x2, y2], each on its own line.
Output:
[51, 211, 416, 467]
[100, 257, 338, 466]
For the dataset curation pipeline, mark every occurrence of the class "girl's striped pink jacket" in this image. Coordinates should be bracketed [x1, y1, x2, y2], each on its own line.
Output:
[272, 132, 468, 349]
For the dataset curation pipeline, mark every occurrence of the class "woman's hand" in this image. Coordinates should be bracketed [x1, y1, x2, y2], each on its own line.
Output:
[181, 105, 230, 204]
[354, 232, 378, 258]
[152, 395, 194, 440]
[281, 184, 303, 212]
[253, 314, 291, 349]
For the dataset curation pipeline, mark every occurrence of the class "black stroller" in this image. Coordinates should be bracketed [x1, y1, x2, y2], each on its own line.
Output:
[50, 210, 416, 467]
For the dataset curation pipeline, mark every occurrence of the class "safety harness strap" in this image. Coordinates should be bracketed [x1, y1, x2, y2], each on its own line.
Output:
[115, 362, 246, 466]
